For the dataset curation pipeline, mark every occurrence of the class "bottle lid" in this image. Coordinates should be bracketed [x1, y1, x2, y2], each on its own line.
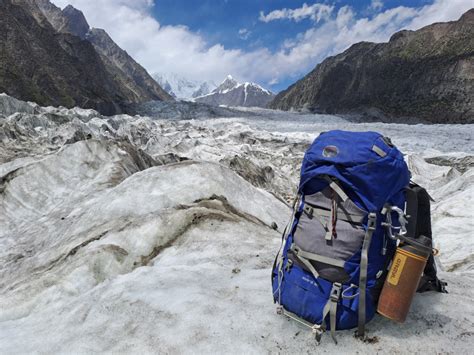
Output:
[404, 235, 432, 255]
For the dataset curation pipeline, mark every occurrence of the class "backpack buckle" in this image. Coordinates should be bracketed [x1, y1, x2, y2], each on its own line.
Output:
[312, 324, 323, 344]
[330, 282, 342, 301]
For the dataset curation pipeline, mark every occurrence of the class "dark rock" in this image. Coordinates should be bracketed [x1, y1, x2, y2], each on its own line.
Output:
[65, 130, 89, 144]
[425, 155, 474, 173]
[227, 156, 275, 189]
[154, 153, 189, 165]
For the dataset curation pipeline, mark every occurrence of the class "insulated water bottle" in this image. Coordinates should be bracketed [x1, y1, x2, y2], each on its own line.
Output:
[377, 235, 432, 323]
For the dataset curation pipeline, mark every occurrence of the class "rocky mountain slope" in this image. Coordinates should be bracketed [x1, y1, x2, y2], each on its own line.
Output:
[35, 0, 172, 108]
[154, 73, 217, 100]
[195, 75, 274, 108]
[0, 0, 171, 115]
[270, 9, 474, 124]
[0, 94, 473, 352]
[86, 28, 172, 105]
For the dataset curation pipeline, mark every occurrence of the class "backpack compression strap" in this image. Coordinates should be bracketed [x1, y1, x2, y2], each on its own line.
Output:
[358, 213, 376, 338]
[277, 282, 343, 345]
[272, 194, 301, 303]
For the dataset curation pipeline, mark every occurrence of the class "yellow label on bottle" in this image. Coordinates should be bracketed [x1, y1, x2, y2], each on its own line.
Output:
[388, 253, 407, 286]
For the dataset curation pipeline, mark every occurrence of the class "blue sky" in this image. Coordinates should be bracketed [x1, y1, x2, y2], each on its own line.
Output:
[153, 0, 429, 52]
[52, 0, 472, 92]
[150, 0, 436, 89]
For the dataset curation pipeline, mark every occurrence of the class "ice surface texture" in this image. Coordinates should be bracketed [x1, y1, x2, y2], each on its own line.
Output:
[0, 95, 472, 353]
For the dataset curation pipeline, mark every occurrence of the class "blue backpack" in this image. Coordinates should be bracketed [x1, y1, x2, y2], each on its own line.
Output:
[272, 130, 411, 343]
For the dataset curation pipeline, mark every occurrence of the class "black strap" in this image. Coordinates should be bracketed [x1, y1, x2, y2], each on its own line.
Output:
[417, 273, 448, 293]
[406, 183, 447, 293]
[405, 186, 418, 240]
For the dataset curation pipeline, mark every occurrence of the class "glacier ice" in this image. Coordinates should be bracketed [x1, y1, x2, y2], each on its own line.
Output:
[0, 94, 472, 353]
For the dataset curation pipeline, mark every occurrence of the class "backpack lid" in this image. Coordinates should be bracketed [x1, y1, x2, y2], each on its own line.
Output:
[299, 130, 410, 212]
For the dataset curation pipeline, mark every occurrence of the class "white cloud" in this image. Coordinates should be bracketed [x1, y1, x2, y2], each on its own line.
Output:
[259, 3, 334, 23]
[238, 28, 251, 40]
[268, 78, 279, 85]
[369, 0, 384, 11]
[50, 0, 473, 88]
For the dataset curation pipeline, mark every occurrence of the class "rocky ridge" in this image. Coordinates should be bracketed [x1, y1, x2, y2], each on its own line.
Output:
[37, 0, 172, 108]
[270, 9, 474, 123]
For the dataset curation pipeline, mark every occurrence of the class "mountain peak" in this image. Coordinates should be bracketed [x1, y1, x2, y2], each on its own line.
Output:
[61, 4, 89, 39]
[216, 75, 239, 93]
[153, 72, 217, 100]
[196, 75, 274, 108]
[459, 8, 474, 22]
[34, 0, 90, 39]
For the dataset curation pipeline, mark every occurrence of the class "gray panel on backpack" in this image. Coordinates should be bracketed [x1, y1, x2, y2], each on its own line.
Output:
[291, 188, 367, 283]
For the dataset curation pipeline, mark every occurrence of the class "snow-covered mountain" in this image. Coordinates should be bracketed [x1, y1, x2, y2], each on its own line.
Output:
[194, 75, 275, 108]
[153, 73, 217, 100]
